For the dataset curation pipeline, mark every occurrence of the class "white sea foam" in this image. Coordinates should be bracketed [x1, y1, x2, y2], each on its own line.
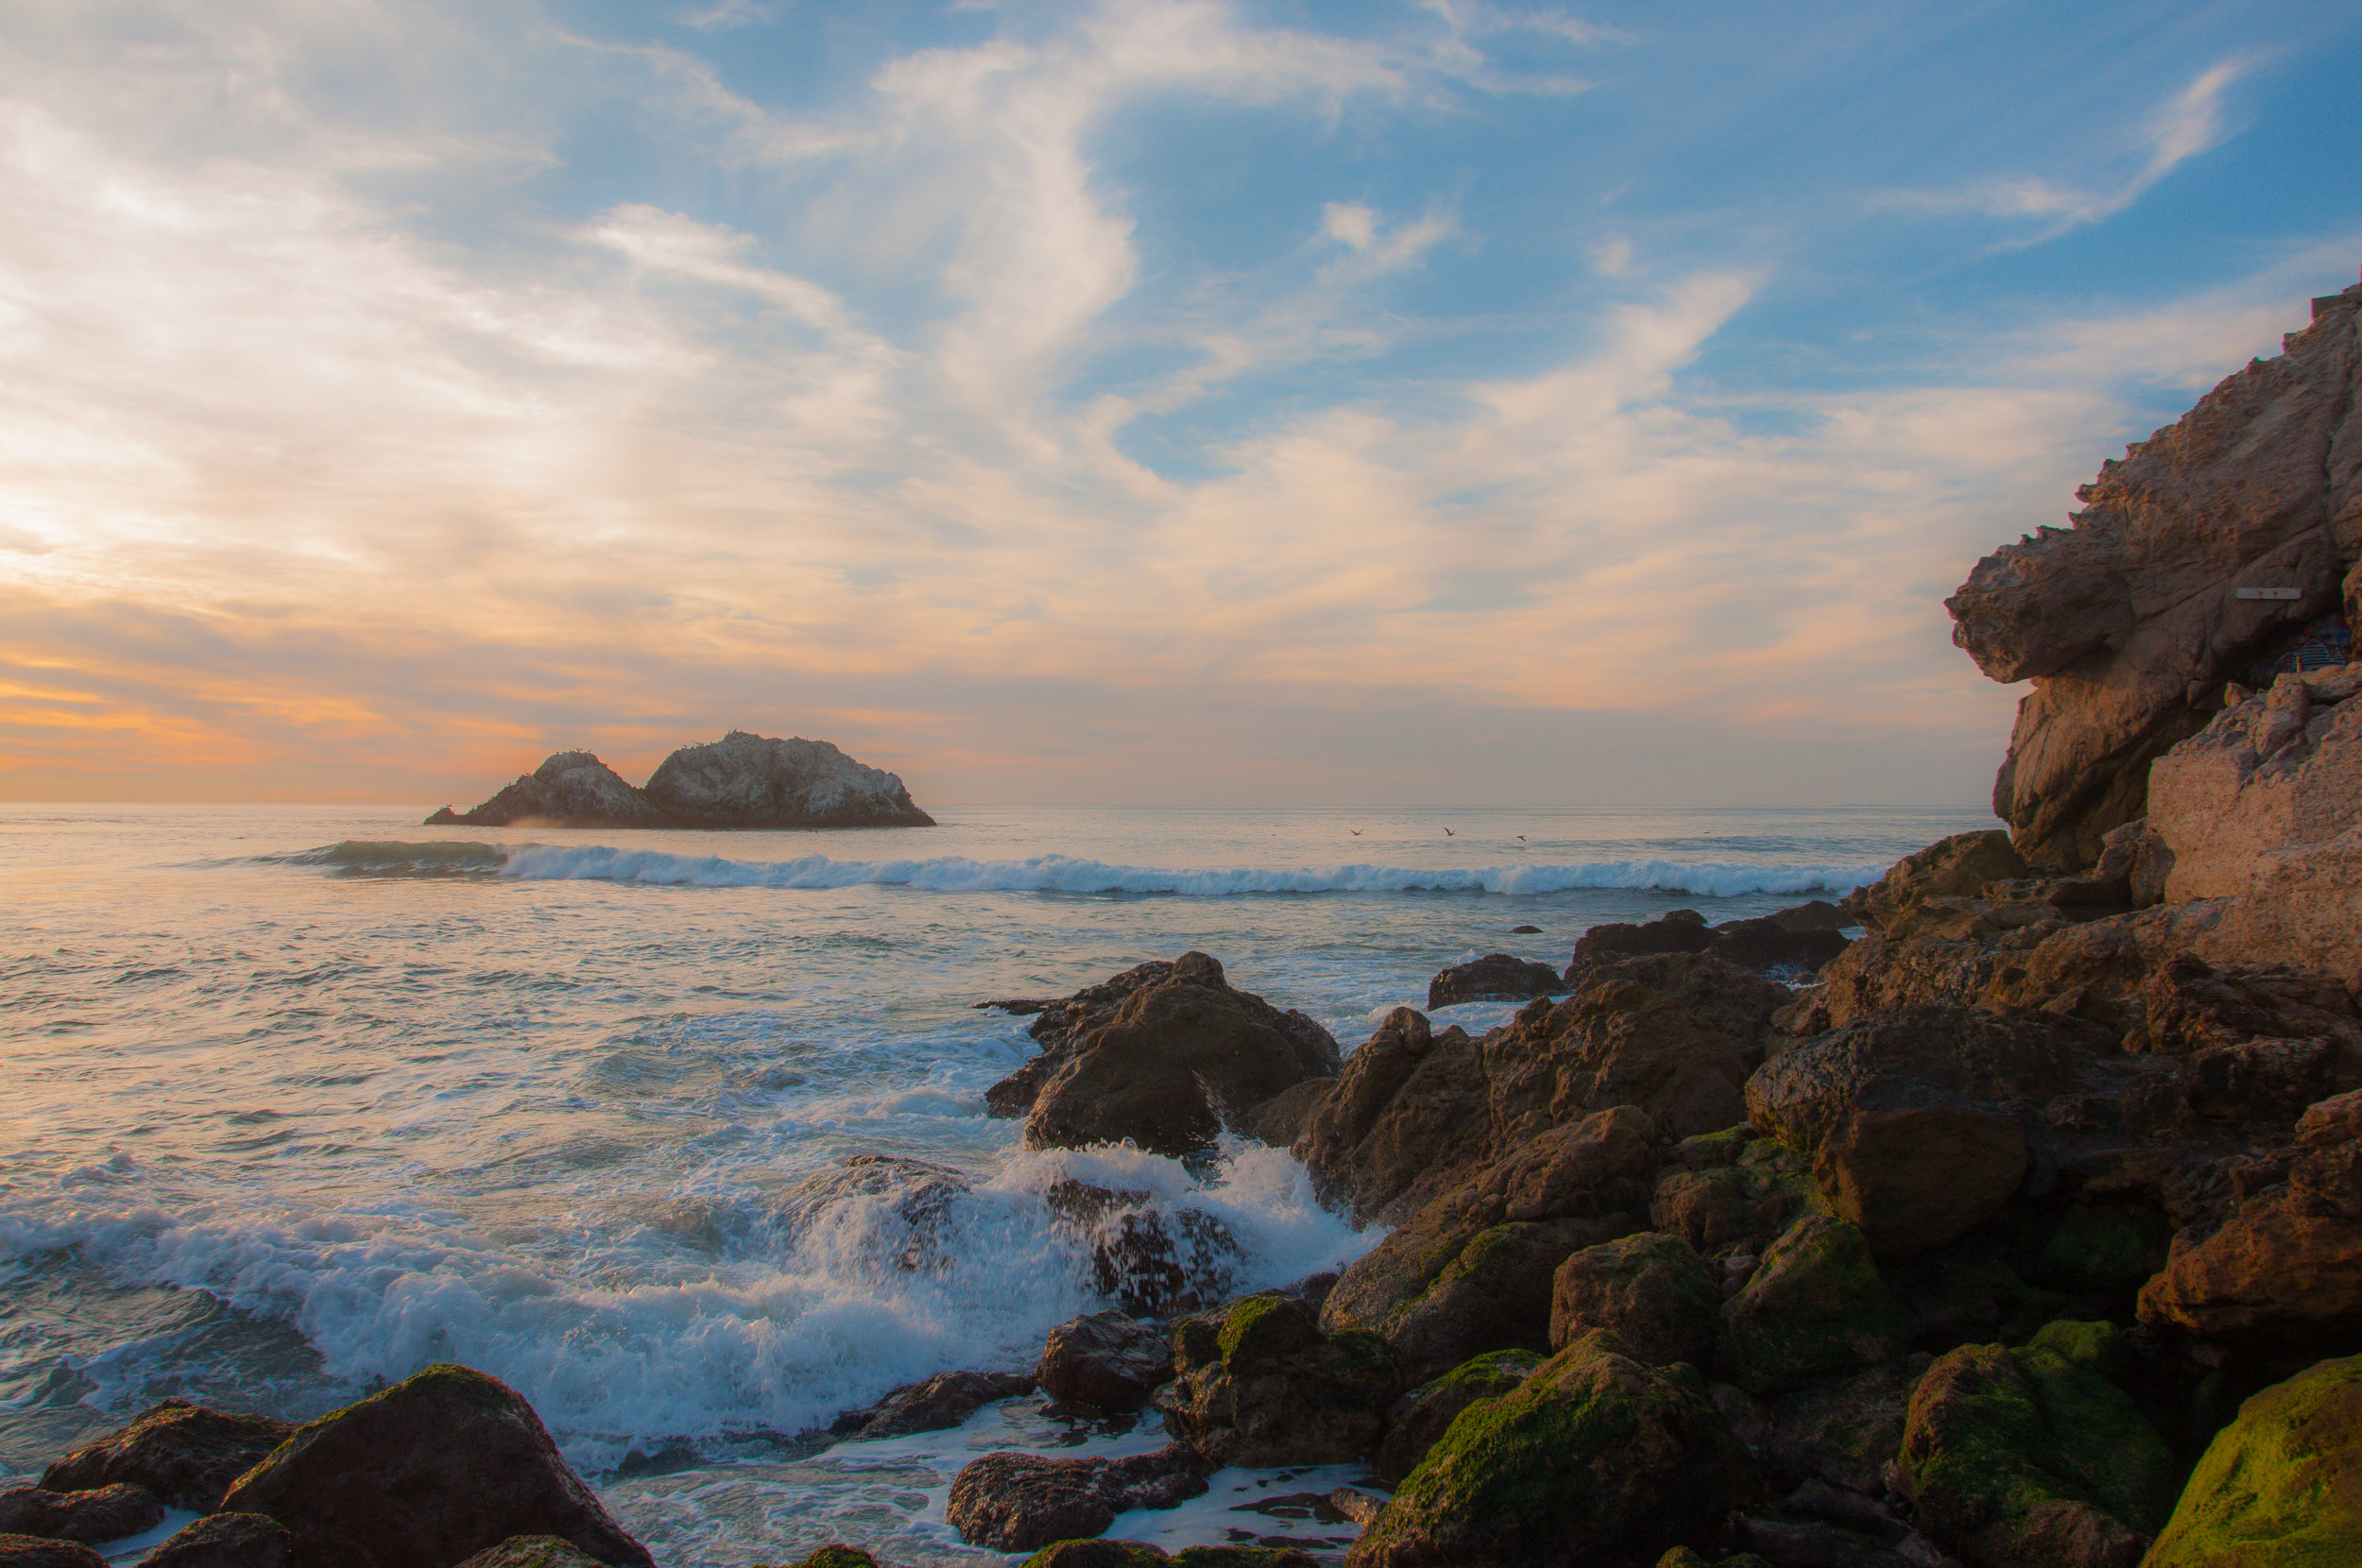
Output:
[487, 844, 1881, 898]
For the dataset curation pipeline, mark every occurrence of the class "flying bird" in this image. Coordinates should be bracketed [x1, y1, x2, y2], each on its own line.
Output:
[1516, 834, 1526, 843]
[1444, 827, 1455, 836]
[1350, 829, 1362, 836]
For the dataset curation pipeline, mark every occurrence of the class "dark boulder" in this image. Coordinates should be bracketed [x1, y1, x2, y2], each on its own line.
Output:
[1549, 1231, 1719, 1370]
[775, 1153, 971, 1273]
[1006, 954, 1342, 1156]
[1044, 1182, 1245, 1316]
[1344, 1330, 1759, 1568]
[1566, 911, 1715, 981]
[836, 1370, 1034, 1440]
[1372, 1349, 1544, 1485]
[144, 1515, 292, 1568]
[947, 1446, 1209, 1552]
[1018, 1544, 1317, 1568]
[1292, 1008, 1491, 1225]
[1716, 1216, 1911, 1394]
[1037, 1312, 1172, 1413]
[1426, 954, 1564, 1010]
[449, 1539, 608, 1568]
[1157, 1294, 1399, 1465]
[218, 1363, 654, 1568]
[0, 1539, 105, 1568]
[42, 1399, 297, 1511]
[0, 1487, 163, 1545]
[1704, 917, 1850, 976]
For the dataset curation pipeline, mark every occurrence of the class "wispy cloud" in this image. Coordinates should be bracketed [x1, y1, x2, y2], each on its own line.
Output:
[1882, 58, 2250, 242]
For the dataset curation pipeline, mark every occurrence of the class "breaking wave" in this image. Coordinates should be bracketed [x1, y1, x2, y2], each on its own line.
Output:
[270, 842, 1882, 898]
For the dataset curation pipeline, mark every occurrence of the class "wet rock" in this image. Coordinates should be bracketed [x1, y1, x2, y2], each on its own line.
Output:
[1717, 1216, 1911, 1395]
[1236, 1078, 1333, 1149]
[1754, 1359, 1925, 1496]
[947, 1445, 1210, 1553]
[1371, 1349, 1544, 1485]
[1036, 1311, 1172, 1413]
[1018, 1543, 1317, 1568]
[1549, 1232, 1718, 1370]
[1566, 911, 1715, 980]
[1895, 1321, 2173, 1568]
[143, 1514, 293, 1568]
[1426, 953, 1565, 1009]
[775, 1153, 971, 1272]
[1704, 918, 1850, 977]
[41, 1398, 297, 1511]
[218, 1363, 654, 1568]
[1157, 1293, 1400, 1465]
[1344, 1329, 1759, 1568]
[1001, 953, 1341, 1156]
[449, 1539, 608, 1568]
[1046, 1185, 1246, 1316]
[0, 1539, 106, 1568]
[2144, 1352, 2362, 1567]
[838, 1370, 1035, 1440]
[0, 1486, 163, 1545]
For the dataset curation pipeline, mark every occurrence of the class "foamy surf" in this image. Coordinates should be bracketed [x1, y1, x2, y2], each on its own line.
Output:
[270, 841, 1884, 898]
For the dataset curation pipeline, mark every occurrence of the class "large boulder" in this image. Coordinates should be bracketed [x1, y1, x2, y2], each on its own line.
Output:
[1156, 1294, 1399, 1465]
[640, 731, 934, 827]
[1945, 283, 2362, 867]
[449, 1541, 608, 1568]
[2143, 1352, 2362, 1567]
[0, 1540, 105, 1568]
[144, 1515, 293, 1568]
[946, 1446, 1209, 1552]
[1565, 911, 1715, 980]
[1292, 1008, 1493, 1225]
[42, 1398, 297, 1510]
[1371, 1350, 1544, 1485]
[993, 954, 1341, 1156]
[1895, 1321, 2174, 1568]
[1716, 1215, 1911, 1394]
[1548, 1232, 1718, 1370]
[0, 1487, 162, 1545]
[1812, 1102, 2028, 1257]
[1036, 1311, 1172, 1413]
[835, 1370, 1034, 1439]
[1427, 954, 1564, 1010]
[217, 1364, 654, 1568]
[1343, 1330, 1759, 1568]
[426, 732, 933, 828]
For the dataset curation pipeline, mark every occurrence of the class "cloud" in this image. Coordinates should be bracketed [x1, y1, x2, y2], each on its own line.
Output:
[1884, 58, 2250, 240]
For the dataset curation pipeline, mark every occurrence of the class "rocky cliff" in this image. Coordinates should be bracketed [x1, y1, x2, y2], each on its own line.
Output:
[425, 731, 933, 828]
[1949, 277, 2362, 867]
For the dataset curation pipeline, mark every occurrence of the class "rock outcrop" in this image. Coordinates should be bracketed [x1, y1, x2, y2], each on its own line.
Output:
[987, 953, 1341, 1157]
[946, 1447, 1210, 1553]
[1036, 1311, 1173, 1413]
[1425, 953, 1564, 1009]
[1156, 1293, 1400, 1465]
[1947, 281, 2362, 867]
[219, 1364, 654, 1568]
[41, 1398, 295, 1511]
[426, 731, 933, 828]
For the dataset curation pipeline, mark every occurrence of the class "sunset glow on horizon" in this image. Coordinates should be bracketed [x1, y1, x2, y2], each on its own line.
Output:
[4, 0, 2359, 807]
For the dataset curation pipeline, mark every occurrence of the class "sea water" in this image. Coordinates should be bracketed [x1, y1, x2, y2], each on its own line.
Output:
[0, 802, 1996, 1564]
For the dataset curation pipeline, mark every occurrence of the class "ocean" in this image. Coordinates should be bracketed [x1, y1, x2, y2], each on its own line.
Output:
[0, 801, 1996, 1564]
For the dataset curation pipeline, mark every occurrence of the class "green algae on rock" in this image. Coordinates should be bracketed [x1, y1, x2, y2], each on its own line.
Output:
[1018, 1542, 1318, 1568]
[1895, 1321, 2173, 1567]
[1160, 1293, 1399, 1465]
[1373, 1349, 1546, 1484]
[1716, 1215, 1911, 1393]
[1548, 1230, 1719, 1369]
[2143, 1353, 2362, 1568]
[1344, 1329, 1757, 1568]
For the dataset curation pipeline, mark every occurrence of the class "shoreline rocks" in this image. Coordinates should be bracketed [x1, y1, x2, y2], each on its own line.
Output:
[425, 731, 933, 829]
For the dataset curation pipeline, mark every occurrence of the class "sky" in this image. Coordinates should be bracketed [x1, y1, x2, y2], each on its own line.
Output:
[2, 1, 2359, 808]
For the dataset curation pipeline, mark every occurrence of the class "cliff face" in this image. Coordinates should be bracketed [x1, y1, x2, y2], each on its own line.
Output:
[426, 732, 934, 829]
[1947, 280, 2362, 867]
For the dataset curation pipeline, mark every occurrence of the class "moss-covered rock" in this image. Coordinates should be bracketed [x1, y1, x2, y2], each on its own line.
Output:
[1716, 1215, 1910, 1393]
[771, 1549, 880, 1568]
[1019, 1542, 1317, 1568]
[1653, 1550, 1772, 1568]
[2143, 1353, 2362, 1567]
[1343, 1330, 1758, 1568]
[1161, 1296, 1399, 1465]
[1549, 1231, 1718, 1369]
[1373, 1349, 1544, 1484]
[1895, 1321, 2174, 1567]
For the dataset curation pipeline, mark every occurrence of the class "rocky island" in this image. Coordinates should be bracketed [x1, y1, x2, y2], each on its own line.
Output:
[423, 731, 934, 829]
[9, 286, 2359, 1568]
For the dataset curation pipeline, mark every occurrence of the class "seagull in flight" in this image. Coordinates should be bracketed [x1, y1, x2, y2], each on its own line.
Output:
[1516, 834, 1527, 843]
[1444, 827, 1455, 836]
[1350, 829, 1362, 836]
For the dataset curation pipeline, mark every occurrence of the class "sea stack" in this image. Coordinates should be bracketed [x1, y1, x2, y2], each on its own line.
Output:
[425, 731, 934, 828]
